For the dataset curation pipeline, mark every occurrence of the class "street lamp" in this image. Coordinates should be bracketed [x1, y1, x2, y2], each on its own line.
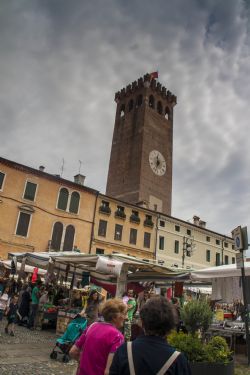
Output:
[182, 236, 195, 268]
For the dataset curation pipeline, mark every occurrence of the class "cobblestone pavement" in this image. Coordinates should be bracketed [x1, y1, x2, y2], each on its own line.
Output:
[0, 319, 78, 375]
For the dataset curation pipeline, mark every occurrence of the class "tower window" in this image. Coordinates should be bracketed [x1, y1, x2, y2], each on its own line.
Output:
[165, 107, 170, 120]
[128, 99, 134, 112]
[120, 104, 125, 117]
[136, 94, 143, 107]
[149, 95, 155, 108]
[157, 101, 163, 115]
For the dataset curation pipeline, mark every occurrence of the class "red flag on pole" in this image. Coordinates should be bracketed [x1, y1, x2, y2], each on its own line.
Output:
[150, 71, 158, 79]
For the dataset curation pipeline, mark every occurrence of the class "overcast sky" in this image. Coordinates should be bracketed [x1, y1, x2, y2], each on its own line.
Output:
[1, 0, 249, 239]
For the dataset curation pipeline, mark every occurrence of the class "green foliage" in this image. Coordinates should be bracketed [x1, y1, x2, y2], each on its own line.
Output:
[168, 331, 205, 362]
[168, 331, 232, 364]
[205, 336, 232, 364]
[181, 300, 213, 335]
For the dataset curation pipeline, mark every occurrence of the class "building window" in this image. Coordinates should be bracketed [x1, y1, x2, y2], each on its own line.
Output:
[149, 95, 155, 108]
[115, 205, 126, 219]
[120, 104, 125, 117]
[99, 200, 111, 215]
[0, 172, 6, 190]
[130, 210, 140, 224]
[144, 232, 151, 248]
[23, 181, 37, 201]
[69, 192, 80, 214]
[232, 257, 235, 264]
[136, 95, 143, 107]
[96, 248, 104, 255]
[187, 229, 191, 236]
[174, 240, 179, 254]
[144, 215, 154, 227]
[114, 224, 123, 241]
[225, 255, 229, 265]
[63, 225, 75, 251]
[128, 99, 134, 112]
[129, 228, 137, 245]
[159, 236, 165, 250]
[216, 239, 220, 245]
[159, 220, 165, 227]
[206, 250, 211, 262]
[224, 242, 228, 248]
[175, 225, 180, 232]
[16, 212, 31, 237]
[216, 253, 220, 266]
[206, 236, 210, 242]
[98, 220, 107, 237]
[57, 188, 69, 210]
[51, 222, 63, 251]
[232, 244, 235, 250]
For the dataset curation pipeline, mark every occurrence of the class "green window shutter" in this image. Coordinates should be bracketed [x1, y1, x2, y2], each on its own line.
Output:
[24, 182, 37, 201]
[57, 188, 69, 210]
[69, 191, 80, 213]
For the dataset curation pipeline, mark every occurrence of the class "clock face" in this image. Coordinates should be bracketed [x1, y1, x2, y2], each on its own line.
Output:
[149, 150, 166, 176]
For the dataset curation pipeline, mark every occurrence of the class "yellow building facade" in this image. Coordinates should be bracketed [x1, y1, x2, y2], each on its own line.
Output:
[156, 215, 236, 269]
[91, 194, 157, 260]
[0, 157, 98, 259]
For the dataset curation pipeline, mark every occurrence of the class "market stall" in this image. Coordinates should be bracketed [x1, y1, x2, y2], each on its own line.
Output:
[190, 263, 250, 354]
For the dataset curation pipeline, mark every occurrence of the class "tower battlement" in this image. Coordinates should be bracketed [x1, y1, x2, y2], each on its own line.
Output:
[115, 73, 177, 105]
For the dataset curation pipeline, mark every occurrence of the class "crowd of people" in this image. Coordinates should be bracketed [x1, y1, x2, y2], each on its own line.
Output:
[0, 276, 190, 374]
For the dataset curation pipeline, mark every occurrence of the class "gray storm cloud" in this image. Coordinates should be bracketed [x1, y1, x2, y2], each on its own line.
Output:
[0, 0, 249, 237]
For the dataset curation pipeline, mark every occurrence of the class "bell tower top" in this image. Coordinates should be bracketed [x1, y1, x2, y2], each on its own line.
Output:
[114, 73, 177, 105]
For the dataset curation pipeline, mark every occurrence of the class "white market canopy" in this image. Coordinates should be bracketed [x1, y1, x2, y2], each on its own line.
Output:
[8, 252, 188, 289]
[190, 262, 250, 281]
[0, 259, 46, 276]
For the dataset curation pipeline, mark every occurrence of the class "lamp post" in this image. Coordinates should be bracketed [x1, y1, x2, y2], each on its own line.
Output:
[182, 236, 195, 268]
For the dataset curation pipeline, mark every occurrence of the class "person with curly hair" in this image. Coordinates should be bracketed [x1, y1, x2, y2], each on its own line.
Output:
[70, 298, 127, 375]
[110, 296, 191, 375]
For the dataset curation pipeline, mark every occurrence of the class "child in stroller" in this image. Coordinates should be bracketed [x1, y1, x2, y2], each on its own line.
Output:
[50, 315, 87, 363]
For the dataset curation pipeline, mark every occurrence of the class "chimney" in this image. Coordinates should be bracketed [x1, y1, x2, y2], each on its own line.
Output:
[39, 166, 45, 172]
[137, 200, 148, 209]
[199, 220, 206, 228]
[193, 215, 200, 226]
[74, 174, 85, 186]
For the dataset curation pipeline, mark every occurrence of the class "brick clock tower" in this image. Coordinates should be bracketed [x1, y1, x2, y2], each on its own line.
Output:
[106, 73, 177, 215]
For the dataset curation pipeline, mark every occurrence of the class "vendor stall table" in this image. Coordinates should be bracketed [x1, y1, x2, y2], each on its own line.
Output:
[56, 310, 79, 335]
[207, 326, 246, 354]
[36, 310, 58, 330]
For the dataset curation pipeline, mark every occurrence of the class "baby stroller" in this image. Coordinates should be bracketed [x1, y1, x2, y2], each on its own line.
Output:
[50, 315, 87, 363]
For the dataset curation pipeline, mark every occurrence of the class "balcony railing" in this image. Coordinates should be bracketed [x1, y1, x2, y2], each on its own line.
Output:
[99, 205, 111, 215]
[115, 210, 126, 220]
[144, 219, 154, 228]
[129, 214, 140, 224]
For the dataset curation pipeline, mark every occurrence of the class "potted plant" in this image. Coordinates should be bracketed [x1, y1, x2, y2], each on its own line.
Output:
[168, 300, 234, 375]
